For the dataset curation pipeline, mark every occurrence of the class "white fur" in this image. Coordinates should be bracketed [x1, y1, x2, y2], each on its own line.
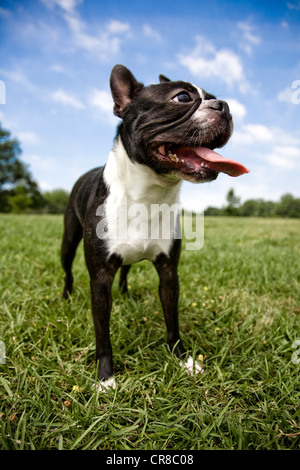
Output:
[93, 376, 116, 392]
[93, 355, 203, 394]
[103, 137, 182, 265]
[180, 355, 204, 375]
[193, 85, 206, 100]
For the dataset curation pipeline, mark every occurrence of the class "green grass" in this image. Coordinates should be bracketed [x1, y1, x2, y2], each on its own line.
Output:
[0, 214, 299, 450]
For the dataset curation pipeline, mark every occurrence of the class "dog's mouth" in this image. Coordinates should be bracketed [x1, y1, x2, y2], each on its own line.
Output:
[152, 143, 249, 182]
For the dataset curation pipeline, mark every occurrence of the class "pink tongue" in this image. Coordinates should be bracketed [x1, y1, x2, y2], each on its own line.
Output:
[192, 147, 250, 177]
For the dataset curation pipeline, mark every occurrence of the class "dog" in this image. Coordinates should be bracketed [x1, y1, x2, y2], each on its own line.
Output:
[61, 65, 249, 391]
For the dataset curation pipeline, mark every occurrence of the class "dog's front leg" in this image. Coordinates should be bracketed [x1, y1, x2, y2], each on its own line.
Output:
[90, 271, 114, 381]
[154, 251, 204, 376]
[87, 254, 122, 387]
[154, 253, 186, 358]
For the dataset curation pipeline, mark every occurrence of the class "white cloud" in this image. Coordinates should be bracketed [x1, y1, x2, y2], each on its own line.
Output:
[88, 88, 118, 125]
[225, 98, 247, 122]
[237, 22, 261, 55]
[39, 180, 54, 191]
[25, 154, 58, 171]
[0, 6, 11, 17]
[47, 0, 131, 59]
[273, 128, 300, 147]
[107, 20, 130, 35]
[287, 1, 300, 10]
[232, 124, 273, 146]
[277, 86, 294, 104]
[40, 0, 130, 59]
[40, 0, 82, 13]
[238, 23, 260, 45]
[178, 36, 247, 92]
[143, 24, 162, 42]
[0, 68, 35, 91]
[265, 145, 300, 169]
[62, 11, 127, 58]
[231, 122, 300, 171]
[89, 89, 112, 112]
[18, 131, 40, 145]
[49, 64, 67, 74]
[55, 0, 81, 11]
[51, 89, 84, 109]
[0, 111, 19, 134]
[232, 124, 300, 149]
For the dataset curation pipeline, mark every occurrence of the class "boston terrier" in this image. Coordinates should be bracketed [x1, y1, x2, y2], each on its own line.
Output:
[61, 65, 249, 391]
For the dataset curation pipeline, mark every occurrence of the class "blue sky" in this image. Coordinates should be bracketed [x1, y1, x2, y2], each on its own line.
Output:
[0, 0, 300, 211]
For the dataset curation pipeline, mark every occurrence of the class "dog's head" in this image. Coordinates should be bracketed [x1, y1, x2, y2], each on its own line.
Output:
[110, 64, 249, 183]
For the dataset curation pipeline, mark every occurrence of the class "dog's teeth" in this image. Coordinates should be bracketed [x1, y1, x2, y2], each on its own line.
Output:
[168, 151, 179, 162]
[201, 162, 210, 169]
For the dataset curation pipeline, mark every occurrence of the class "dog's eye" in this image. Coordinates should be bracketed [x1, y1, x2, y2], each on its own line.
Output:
[172, 92, 192, 103]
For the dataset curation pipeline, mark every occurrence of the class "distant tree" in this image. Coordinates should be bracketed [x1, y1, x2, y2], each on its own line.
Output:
[0, 123, 44, 212]
[43, 189, 69, 213]
[204, 191, 300, 218]
[258, 200, 277, 217]
[239, 199, 258, 217]
[276, 193, 300, 218]
[6, 184, 33, 213]
[204, 206, 222, 216]
[239, 198, 277, 217]
[224, 188, 241, 215]
[0, 125, 23, 189]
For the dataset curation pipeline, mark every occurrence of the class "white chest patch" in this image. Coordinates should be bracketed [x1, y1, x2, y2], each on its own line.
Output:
[101, 138, 182, 265]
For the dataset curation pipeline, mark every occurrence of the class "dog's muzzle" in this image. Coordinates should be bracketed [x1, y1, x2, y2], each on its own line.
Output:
[150, 99, 249, 183]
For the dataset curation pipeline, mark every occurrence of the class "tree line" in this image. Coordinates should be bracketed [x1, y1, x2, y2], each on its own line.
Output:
[0, 123, 299, 217]
[205, 188, 300, 218]
[0, 124, 69, 214]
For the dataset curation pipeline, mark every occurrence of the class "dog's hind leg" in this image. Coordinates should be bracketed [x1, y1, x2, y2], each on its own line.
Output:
[61, 207, 83, 299]
[119, 265, 131, 294]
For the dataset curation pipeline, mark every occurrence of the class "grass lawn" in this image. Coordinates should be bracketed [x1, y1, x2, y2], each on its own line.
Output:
[0, 214, 299, 450]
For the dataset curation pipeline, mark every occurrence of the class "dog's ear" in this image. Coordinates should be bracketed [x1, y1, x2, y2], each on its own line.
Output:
[159, 74, 171, 83]
[110, 65, 144, 118]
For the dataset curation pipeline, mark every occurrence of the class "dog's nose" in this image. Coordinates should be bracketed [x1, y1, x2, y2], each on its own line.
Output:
[208, 99, 229, 114]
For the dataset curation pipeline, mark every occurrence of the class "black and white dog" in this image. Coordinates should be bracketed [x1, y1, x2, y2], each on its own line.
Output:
[61, 65, 249, 390]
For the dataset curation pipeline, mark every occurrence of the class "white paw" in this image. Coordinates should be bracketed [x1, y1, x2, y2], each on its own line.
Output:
[92, 376, 116, 392]
[180, 355, 204, 376]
